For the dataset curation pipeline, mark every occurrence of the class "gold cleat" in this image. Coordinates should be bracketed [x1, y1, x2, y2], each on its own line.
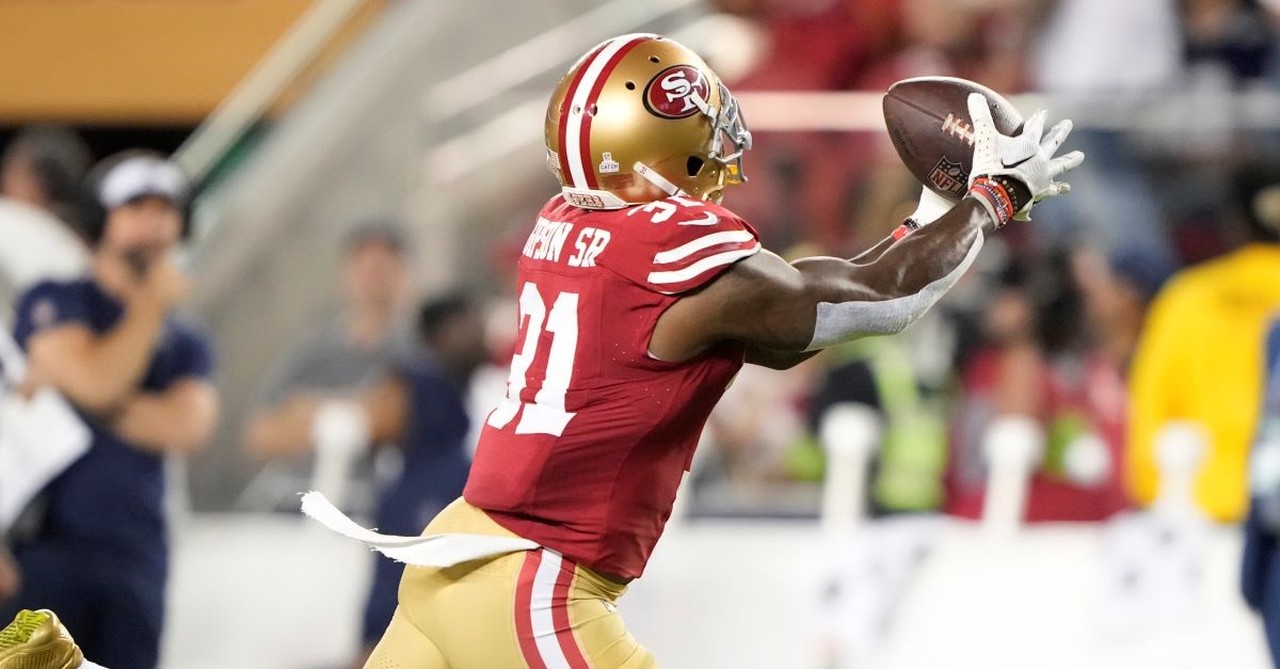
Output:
[0, 610, 83, 669]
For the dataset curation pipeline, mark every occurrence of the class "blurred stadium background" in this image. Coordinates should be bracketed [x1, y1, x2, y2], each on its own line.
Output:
[3, 0, 1280, 667]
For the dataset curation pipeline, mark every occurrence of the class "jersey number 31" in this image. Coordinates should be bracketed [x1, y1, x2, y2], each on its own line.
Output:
[486, 282, 579, 436]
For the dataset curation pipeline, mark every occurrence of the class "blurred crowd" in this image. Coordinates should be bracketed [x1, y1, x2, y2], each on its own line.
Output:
[712, 0, 1280, 254]
[0, 131, 485, 667]
[10, 0, 1280, 666]
[677, 0, 1280, 525]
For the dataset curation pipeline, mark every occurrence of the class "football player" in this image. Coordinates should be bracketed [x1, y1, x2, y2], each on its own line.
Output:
[348, 33, 1083, 669]
[0, 32, 1081, 669]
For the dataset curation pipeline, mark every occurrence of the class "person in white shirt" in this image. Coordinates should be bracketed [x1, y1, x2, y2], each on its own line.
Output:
[0, 126, 91, 610]
[0, 127, 92, 298]
[1028, 0, 1181, 266]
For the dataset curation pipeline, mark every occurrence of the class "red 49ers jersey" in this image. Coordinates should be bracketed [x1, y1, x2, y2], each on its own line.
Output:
[464, 194, 761, 580]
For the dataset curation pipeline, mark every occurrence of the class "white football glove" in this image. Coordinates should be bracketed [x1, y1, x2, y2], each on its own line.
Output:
[966, 92, 1084, 224]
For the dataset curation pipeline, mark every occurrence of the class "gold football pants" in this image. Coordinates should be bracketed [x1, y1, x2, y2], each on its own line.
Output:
[363, 498, 657, 669]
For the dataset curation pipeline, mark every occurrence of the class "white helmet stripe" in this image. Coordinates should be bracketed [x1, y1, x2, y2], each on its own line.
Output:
[563, 33, 652, 189]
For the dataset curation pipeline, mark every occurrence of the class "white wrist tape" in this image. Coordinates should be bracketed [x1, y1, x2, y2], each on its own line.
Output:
[909, 187, 956, 227]
[806, 231, 984, 350]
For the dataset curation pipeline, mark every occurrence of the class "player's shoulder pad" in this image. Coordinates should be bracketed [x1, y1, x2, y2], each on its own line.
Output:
[598, 196, 762, 295]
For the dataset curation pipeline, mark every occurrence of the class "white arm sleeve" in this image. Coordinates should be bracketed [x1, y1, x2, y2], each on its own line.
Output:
[805, 231, 984, 351]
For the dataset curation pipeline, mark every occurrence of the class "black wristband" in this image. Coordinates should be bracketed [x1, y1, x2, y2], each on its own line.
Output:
[989, 175, 1033, 214]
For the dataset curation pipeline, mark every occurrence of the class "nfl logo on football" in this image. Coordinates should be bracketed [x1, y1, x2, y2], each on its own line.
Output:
[928, 157, 966, 197]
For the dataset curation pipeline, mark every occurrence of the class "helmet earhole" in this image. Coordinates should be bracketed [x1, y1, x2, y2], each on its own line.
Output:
[686, 156, 705, 177]
[625, 81, 636, 90]
[649, 55, 660, 63]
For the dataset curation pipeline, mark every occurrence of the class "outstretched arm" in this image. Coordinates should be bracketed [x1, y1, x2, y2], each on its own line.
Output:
[654, 94, 1083, 364]
[741, 188, 967, 369]
[655, 198, 992, 362]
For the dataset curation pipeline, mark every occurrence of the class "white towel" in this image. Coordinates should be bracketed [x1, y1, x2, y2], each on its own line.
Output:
[0, 329, 90, 534]
[300, 491, 538, 567]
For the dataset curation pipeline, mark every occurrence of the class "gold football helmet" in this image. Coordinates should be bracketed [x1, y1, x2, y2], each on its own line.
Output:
[544, 33, 752, 210]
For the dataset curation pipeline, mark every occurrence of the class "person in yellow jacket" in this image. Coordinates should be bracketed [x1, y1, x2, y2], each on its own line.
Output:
[1129, 157, 1280, 522]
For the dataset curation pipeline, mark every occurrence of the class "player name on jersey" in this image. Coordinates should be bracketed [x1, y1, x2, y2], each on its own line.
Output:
[521, 217, 612, 268]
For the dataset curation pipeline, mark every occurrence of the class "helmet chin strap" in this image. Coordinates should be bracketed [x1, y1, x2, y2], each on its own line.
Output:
[634, 162, 686, 198]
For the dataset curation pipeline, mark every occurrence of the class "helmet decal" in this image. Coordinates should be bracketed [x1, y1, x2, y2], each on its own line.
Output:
[598, 152, 621, 174]
[643, 65, 711, 119]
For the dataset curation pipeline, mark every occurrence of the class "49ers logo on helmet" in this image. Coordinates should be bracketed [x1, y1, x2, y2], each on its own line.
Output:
[643, 65, 709, 119]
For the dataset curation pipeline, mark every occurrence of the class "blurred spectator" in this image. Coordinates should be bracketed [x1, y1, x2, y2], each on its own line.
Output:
[1178, 1, 1280, 159]
[1242, 316, 1280, 665]
[700, 360, 816, 504]
[858, 0, 1027, 91]
[1029, 0, 1181, 265]
[948, 251, 1143, 522]
[0, 151, 218, 669]
[242, 219, 413, 509]
[1073, 247, 1173, 371]
[1069, 246, 1173, 499]
[1, 125, 91, 222]
[1129, 156, 1280, 522]
[710, 0, 884, 92]
[802, 335, 949, 514]
[1032, 0, 1182, 96]
[247, 292, 487, 667]
[709, 0, 898, 252]
[1183, 0, 1277, 85]
[0, 126, 92, 313]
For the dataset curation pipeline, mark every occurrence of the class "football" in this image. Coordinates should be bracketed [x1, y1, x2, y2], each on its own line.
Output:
[882, 76, 1023, 202]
